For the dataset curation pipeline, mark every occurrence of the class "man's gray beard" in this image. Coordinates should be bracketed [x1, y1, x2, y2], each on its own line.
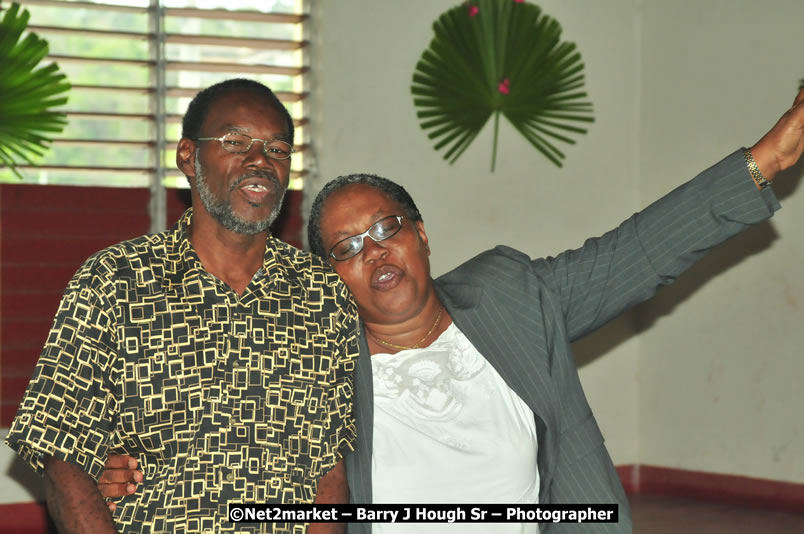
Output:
[193, 151, 285, 235]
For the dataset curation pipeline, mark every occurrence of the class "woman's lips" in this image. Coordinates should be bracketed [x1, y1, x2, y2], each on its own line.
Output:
[371, 264, 404, 290]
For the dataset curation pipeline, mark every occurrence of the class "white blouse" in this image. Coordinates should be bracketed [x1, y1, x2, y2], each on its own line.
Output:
[371, 323, 540, 533]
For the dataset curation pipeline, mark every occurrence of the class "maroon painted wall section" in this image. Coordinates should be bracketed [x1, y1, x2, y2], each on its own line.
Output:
[617, 464, 804, 515]
[0, 183, 303, 426]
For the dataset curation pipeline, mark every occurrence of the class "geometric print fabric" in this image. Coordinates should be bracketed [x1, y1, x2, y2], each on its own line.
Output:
[6, 209, 359, 533]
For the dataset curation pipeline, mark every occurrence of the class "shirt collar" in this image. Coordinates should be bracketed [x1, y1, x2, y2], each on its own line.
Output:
[163, 208, 305, 295]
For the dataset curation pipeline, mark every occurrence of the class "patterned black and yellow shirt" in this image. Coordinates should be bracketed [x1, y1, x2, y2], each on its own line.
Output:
[6, 209, 359, 533]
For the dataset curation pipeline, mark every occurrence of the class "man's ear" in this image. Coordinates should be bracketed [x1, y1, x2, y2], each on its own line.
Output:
[176, 138, 197, 181]
[415, 220, 430, 256]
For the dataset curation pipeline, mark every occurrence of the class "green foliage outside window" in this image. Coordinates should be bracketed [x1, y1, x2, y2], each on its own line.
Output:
[0, 0, 303, 187]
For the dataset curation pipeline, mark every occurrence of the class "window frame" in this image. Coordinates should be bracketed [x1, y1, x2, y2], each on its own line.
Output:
[11, 0, 310, 232]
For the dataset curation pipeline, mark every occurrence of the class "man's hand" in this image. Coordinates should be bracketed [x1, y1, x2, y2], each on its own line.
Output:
[750, 87, 804, 180]
[98, 454, 142, 512]
[308, 459, 348, 534]
[44, 456, 117, 533]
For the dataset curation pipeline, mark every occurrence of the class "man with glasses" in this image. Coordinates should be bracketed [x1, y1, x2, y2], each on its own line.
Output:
[5, 78, 357, 534]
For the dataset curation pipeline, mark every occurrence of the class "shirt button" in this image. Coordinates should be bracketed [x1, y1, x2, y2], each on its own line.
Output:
[225, 472, 234, 482]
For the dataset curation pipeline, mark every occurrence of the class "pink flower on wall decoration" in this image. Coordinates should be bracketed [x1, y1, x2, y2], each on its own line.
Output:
[411, 0, 594, 170]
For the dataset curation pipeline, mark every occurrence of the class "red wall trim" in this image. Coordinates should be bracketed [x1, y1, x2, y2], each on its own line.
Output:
[617, 464, 804, 514]
[616, 464, 638, 495]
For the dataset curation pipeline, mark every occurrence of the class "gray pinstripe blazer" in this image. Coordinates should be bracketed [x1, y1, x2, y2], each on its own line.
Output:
[344, 150, 780, 533]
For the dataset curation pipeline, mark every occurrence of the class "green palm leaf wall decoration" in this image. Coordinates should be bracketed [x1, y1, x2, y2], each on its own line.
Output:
[0, 2, 70, 179]
[411, 0, 593, 170]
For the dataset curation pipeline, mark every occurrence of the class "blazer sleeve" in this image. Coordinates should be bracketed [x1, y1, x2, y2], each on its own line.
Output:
[533, 149, 780, 341]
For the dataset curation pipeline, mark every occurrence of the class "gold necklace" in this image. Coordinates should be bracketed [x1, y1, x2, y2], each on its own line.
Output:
[371, 307, 443, 351]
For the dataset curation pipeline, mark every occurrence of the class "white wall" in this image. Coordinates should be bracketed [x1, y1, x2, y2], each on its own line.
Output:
[636, 0, 804, 483]
[0, 444, 45, 504]
[307, 0, 642, 467]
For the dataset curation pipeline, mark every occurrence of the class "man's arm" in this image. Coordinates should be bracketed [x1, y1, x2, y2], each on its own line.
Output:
[97, 456, 349, 532]
[44, 456, 117, 534]
[308, 458, 348, 534]
[313, 458, 348, 505]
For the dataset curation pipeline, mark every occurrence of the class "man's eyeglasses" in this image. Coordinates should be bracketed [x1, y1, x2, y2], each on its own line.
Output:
[196, 132, 295, 160]
[329, 215, 405, 261]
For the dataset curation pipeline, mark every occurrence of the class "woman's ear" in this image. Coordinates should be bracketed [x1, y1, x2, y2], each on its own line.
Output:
[415, 220, 430, 256]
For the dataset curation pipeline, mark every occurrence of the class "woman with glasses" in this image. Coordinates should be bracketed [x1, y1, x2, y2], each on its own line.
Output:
[98, 89, 804, 533]
[304, 88, 804, 534]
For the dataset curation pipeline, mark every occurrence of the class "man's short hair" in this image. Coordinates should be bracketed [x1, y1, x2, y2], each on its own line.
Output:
[181, 78, 294, 145]
[308, 173, 423, 259]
